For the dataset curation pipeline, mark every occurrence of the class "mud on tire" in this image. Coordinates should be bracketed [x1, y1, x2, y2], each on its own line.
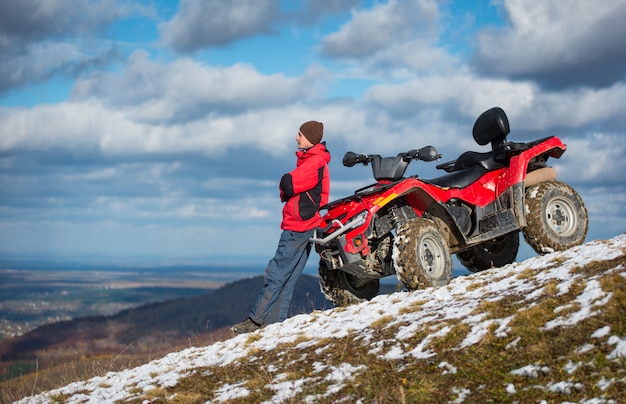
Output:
[457, 232, 520, 273]
[392, 218, 452, 291]
[318, 260, 379, 307]
[523, 180, 588, 254]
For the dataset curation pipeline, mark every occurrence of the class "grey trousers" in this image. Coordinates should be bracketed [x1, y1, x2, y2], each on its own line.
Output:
[249, 229, 314, 324]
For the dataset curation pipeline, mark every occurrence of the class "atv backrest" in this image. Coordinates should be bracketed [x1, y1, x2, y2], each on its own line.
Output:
[472, 107, 510, 150]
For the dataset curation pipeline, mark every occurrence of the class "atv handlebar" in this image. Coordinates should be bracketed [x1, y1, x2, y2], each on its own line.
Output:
[343, 145, 441, 168]
[406, 145, 441, 162]
[342, 151, 369, 167]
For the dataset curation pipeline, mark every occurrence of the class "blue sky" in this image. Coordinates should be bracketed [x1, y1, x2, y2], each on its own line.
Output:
[1, 0, 625, 265]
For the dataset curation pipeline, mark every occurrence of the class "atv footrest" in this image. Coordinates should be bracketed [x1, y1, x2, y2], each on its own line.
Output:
[473, 210, 519, 244]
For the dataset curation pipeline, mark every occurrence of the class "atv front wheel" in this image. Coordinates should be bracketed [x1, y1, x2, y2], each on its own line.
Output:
[392, 218, 452, 290]
[456, 232, 520, 272]
[318, 260, 379, 307]
[523, 180, 588, 254]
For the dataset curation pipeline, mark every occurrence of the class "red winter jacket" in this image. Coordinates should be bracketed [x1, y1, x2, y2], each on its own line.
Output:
[279, 142, 331, 231]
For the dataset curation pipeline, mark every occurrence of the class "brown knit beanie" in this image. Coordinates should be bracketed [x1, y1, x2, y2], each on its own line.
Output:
[299, 121, 324, 145]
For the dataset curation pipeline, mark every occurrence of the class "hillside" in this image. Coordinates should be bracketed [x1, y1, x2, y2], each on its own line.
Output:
[12, 235, 626, 403]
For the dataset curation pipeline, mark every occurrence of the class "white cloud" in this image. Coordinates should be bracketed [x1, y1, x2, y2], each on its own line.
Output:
[71, 51, 312, 123]
[367, 73, 626, 134]
[319, 0, 460, 77]
[321, 0, 440, 58]
[474, 0, 626, 87]
[159, 0, 279, 52]
[367, 73, 535, 117]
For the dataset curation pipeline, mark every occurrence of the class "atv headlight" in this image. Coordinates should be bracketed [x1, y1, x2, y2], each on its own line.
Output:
[347, 210, 368, 230]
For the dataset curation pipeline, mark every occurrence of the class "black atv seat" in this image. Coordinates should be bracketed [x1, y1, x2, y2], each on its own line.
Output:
[427, 146, 511, 188]
[423, 165, 487, 189]
[450, 150, 506, 172]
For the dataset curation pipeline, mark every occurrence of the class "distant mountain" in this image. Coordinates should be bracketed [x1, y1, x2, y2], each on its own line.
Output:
[0, 274, 396, 362]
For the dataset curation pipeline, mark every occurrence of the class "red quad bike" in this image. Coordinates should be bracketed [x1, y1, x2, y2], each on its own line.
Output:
[310, 107, 588, 306]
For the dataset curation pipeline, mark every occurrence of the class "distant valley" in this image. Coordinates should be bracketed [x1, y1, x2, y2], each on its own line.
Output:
[0, 263, 263, 340]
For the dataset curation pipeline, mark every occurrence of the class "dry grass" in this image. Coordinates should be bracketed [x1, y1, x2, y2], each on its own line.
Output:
[0, 331, 232, 403]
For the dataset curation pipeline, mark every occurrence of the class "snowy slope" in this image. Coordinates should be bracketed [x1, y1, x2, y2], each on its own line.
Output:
[16, 235, 626, 403]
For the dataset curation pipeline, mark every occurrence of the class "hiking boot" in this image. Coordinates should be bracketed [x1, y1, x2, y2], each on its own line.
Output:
[232, 318, 262, 334]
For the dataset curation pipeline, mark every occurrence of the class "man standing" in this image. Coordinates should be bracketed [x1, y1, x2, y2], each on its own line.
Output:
[232, 121, 330, 333]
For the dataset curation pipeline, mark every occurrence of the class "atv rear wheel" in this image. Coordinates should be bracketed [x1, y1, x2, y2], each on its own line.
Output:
[392, 218, 452, 290]
[318, 260, 380, 307]
[523, 180, 588, 254]
[457, 232, 520, 273]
